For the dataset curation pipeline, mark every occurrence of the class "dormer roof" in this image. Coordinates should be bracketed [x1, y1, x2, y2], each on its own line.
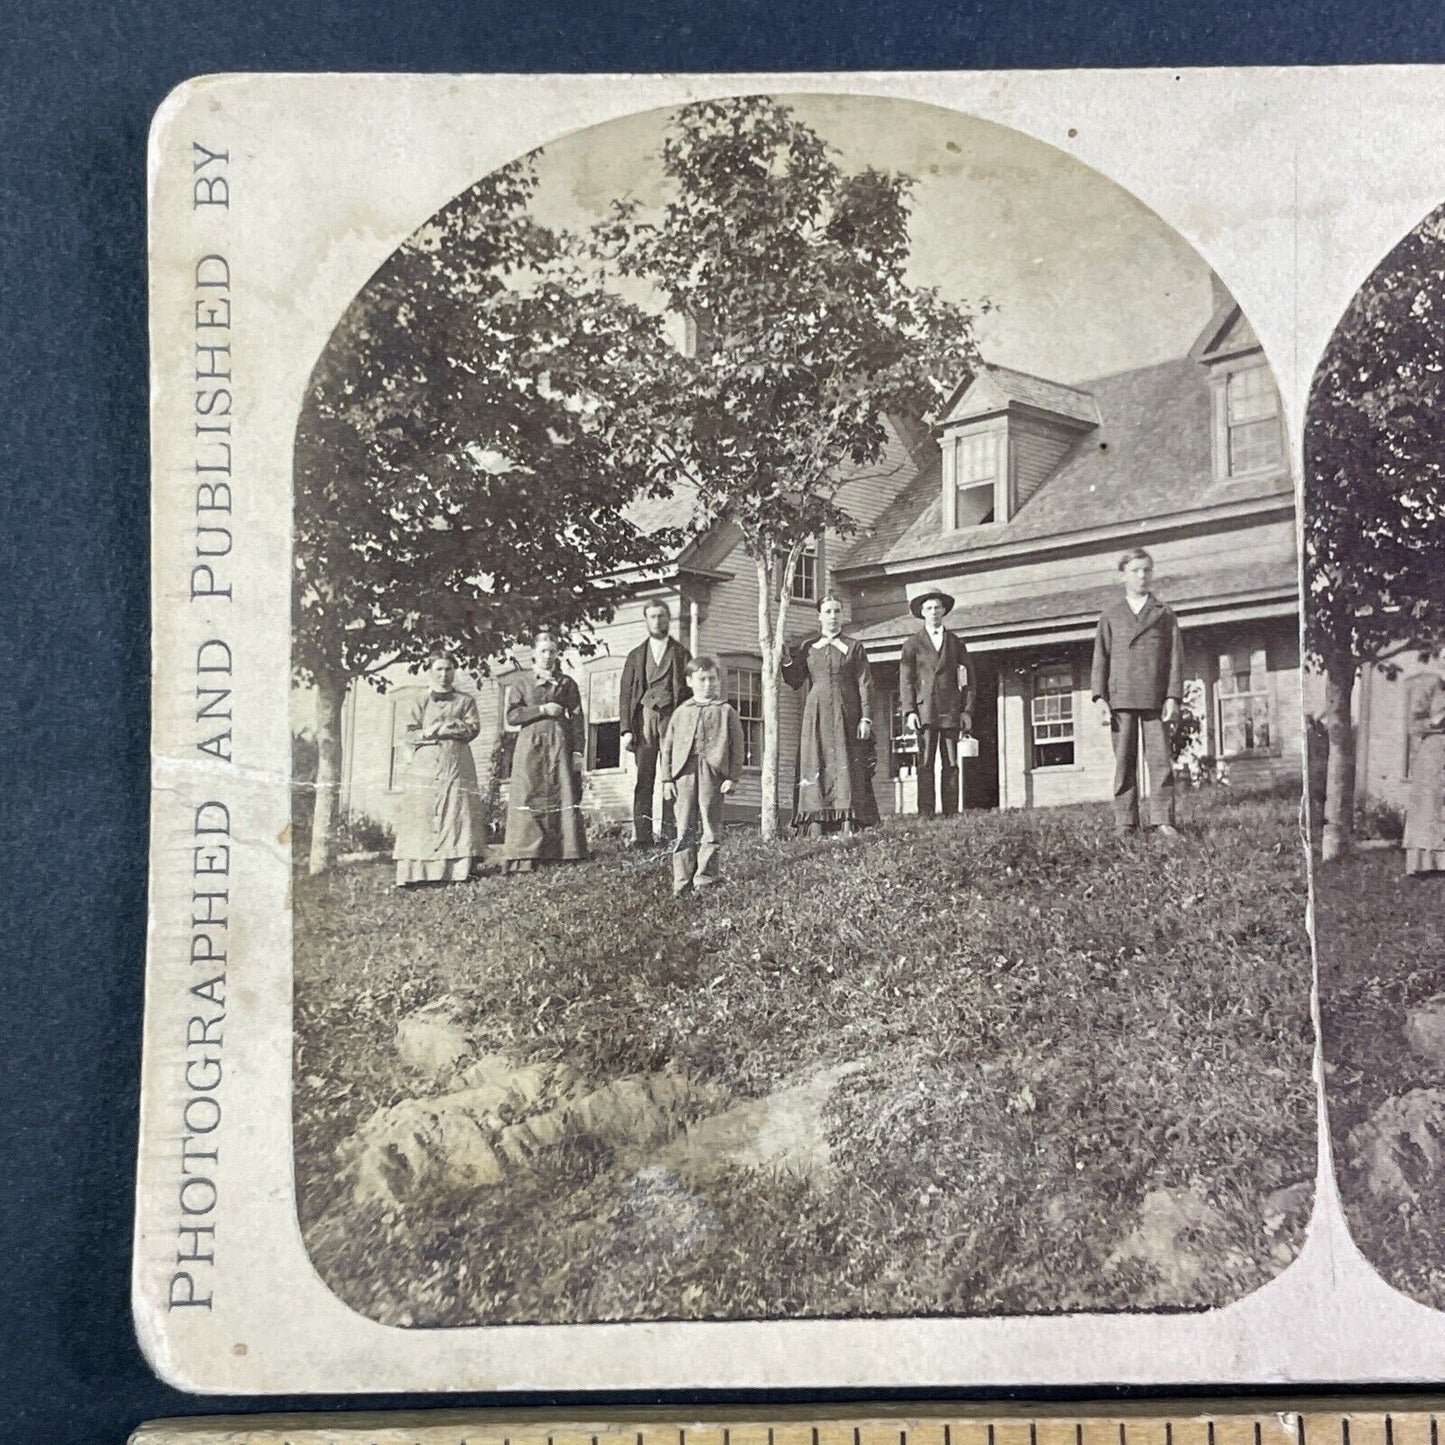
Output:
[835, 351, 1292, 575]
[940, 363, 1100, 429]
[1192, 300, 1263, 365]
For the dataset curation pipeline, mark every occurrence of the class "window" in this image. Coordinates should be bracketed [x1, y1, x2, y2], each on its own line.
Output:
[727, 665, 764, 767]
[1225, 367, 1282, 476]
[954, 432, 999, 527]
[1030, 667, 1076, 769]
[889, 692, 919, 777]
[586, 664, 622, 771]
[791, 539, 820, 602]
[1216, 647, 1274, 755]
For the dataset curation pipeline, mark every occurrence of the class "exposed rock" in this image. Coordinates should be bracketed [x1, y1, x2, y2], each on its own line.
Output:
[658, 1061, 863, 1186]
[1404, 996, 1445, 1068]
[394, 997, 476, 1085]
[1263, 1180, 1313, 1228]
[347, 1064, 717, 1207]
[1106, 1186, 1231, 1304]
[1347, 1087, 1445, 1204]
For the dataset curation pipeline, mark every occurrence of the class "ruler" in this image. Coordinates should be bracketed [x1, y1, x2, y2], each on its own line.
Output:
[129, 1403, 1445, 1445]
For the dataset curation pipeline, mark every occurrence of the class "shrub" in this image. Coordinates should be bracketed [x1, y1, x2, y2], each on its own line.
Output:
[338, 811, 395, 855]
[1172, 687, 1226, 788]
[1354, 798, 1405, 842]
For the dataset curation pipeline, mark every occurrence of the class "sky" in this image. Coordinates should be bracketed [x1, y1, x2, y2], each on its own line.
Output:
[520, 92, 1221, 387]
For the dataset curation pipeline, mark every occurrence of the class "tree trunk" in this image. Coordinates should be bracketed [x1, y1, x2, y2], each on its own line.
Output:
[755, 545, 802, 842]
[1321, 655, 1357, 862]
[309, 670, 347, 876]
[757, 553, 780, 842]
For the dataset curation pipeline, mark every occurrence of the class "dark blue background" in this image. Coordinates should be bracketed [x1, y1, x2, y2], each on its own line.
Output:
[4, 1, 1444, 1439]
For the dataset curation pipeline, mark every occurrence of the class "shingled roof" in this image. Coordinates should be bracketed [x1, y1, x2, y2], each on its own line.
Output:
[851, 555, 1299, 648]
[836, 354, 1293, 574]
[945, 363, 1100, 427]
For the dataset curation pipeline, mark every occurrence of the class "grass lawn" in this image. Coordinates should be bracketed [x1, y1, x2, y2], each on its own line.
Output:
[293, 784, 1315, 1327]
[1315, 845, 1445, 1309]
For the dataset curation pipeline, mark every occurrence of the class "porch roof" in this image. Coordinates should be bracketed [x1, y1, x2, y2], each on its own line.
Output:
[853, 556, 1299, 657]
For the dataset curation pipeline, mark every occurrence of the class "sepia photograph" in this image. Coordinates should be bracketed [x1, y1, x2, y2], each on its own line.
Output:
[1306, 200, 1445, 1309]
[285, 93, 1316, 1329]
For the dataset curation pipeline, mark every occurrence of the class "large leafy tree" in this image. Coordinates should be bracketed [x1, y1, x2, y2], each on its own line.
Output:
[598, 97, 982, 839]
[294, 158, 678, 874]
[1305, 204, 1445, 859]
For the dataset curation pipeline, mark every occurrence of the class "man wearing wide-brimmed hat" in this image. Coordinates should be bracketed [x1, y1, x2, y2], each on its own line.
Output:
[899, 589, 974, 818]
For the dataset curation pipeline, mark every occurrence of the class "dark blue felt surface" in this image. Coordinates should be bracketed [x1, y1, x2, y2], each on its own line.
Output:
[3, 1, 1444, 1439]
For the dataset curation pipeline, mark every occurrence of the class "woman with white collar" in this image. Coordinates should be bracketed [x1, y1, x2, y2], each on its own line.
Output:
[782, 595, 879, 837]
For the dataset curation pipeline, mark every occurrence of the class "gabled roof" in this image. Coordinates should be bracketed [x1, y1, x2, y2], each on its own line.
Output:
[1193, 301, 1261, 363]
[835, 352, 1292, 575]
[941, 363, 1100, 428]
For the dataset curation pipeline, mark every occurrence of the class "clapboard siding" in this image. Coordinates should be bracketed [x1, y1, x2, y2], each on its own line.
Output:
[1011, 416, 1081, 513]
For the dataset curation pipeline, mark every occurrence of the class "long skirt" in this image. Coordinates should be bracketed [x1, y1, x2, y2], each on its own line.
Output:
[503, 720, 588, 865]
[1404, 733, 1445, 876]
[793, 695, 879, 831]
[392, 740, 483, 885]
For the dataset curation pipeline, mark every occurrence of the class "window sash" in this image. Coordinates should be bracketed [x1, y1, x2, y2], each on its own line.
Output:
[1225, 368, 1281, 474]
[790, 542, 819, 602]
[728, 665, 764, 768]
[1215, 648, 1273, 755]
[1030, 668, 1076, 768]
[958, 432, 998, 484]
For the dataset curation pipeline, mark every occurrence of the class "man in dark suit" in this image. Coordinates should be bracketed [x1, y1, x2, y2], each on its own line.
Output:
[618, 599, 691, 848]
[899, 589, 974, 818]
[1090, 548, 1184, 836]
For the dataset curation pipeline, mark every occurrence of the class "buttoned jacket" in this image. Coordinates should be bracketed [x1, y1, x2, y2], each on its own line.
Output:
[899, 626, 973, 729]
[659, 698, 746, 783]
[1089, 594, 1185, 711]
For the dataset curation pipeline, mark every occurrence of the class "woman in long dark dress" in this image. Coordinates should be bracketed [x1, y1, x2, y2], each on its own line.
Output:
[782, 595, 879, 837]
[502, 632, 589, 872]
[1404, 666, 1445, 878]
[392, 653, 484, 887]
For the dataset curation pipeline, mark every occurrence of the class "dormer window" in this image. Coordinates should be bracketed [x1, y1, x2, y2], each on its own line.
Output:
[1224, 365, 1282, 476]
[940, 424, 1005, 529]
[1196, 301, 1286, 482]
[954, 433, 999, 526]
[935, 365, 1098, 534]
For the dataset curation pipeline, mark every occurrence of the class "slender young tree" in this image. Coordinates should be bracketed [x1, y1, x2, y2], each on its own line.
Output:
[1305, 205, 1445, 859]
[598, 97, 982, 839]
[294, 158, 679, 874]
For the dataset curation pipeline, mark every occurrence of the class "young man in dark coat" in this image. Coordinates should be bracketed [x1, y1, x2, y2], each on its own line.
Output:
[617, 599, 691, 848]
[899, 589, 974, 818]
[1090, 549, 1184, 836]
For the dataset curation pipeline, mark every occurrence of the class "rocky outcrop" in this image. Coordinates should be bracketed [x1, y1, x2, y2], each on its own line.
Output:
[1404, 996, 1445, 1068]
[1347, 1087, 1445, 1204]
[347, 1060, 718, 1207]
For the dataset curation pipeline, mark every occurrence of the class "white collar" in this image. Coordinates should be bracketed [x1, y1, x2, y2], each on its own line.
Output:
[812, 635, 849, 654]
[1125, 592, 1150, 615]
